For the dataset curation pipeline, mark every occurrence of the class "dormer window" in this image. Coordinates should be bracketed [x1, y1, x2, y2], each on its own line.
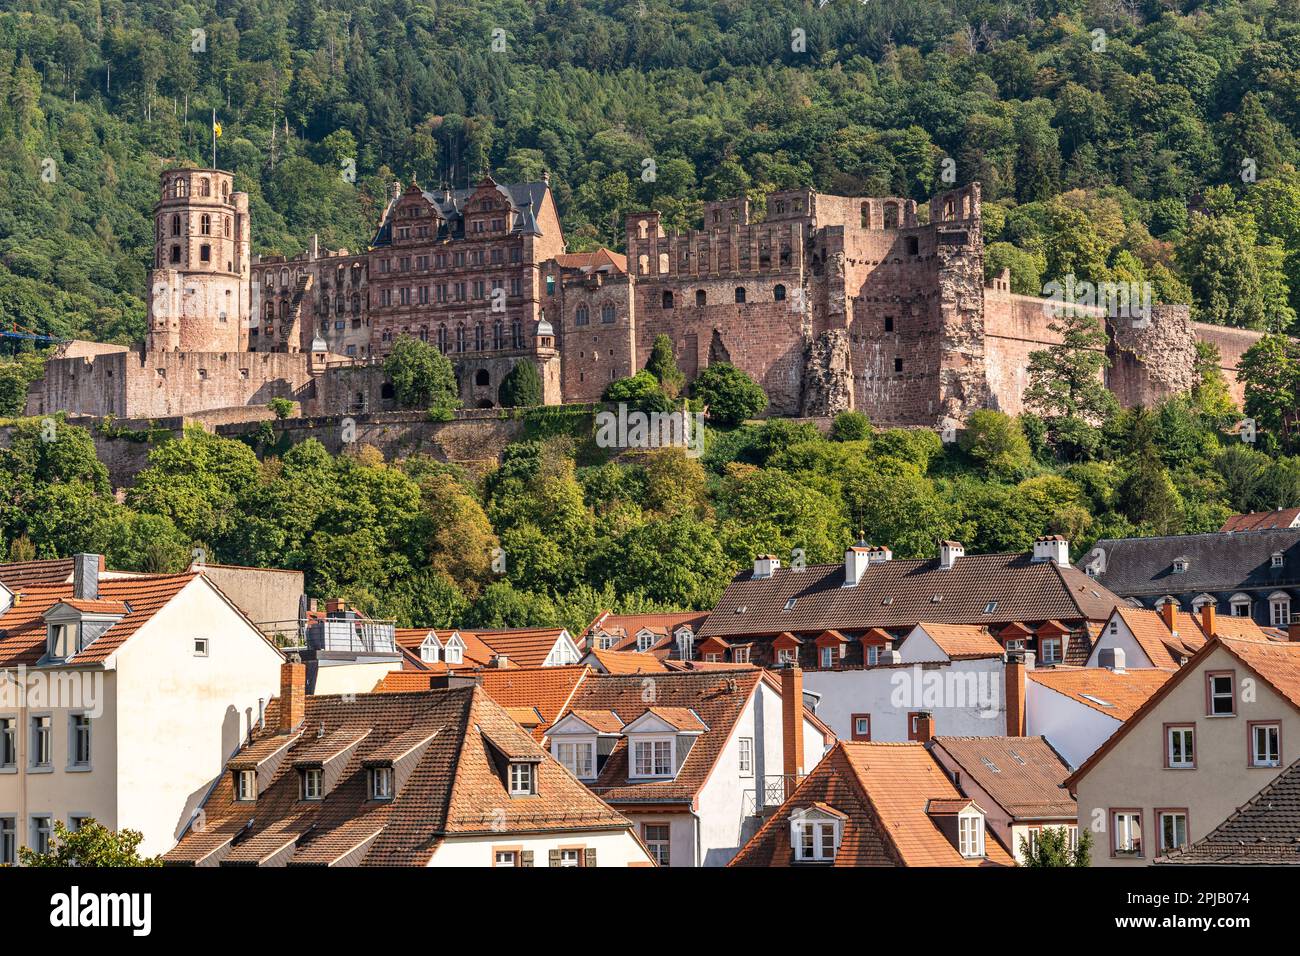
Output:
[677, 632, 694, 661]
[790, 807, 844, 863]
[509, 762, 536, 796]
[370, 766, 394, 800]
[958, 810, 985, 858]
[1274, 551, 1286, 568]
[555, 740, 595, 779]
[235, 770, 257, 802]
[419, 633, 442, 663]
[301, 768, 323, 800]
[777, 647, 797, 665]
[1172, 557, 1189, 573]
[636, 630, 656, 652]
[632, 738, 674, 778]
[443, 633, 465, 665]
[47, 622, 78, 661]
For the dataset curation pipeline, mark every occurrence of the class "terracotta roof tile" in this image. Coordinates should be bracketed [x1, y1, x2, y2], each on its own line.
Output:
[589, 648, 669, 674]
[1027, 667, 1172, 721]
[909, 623, 1005, 660]
[1221, 509, 1300, 532]
[465, 627, 570, 667]
[931, 736, 1075, 818]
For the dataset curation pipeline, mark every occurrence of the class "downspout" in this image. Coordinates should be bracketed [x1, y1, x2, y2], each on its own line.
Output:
[692, 806, 702, 868]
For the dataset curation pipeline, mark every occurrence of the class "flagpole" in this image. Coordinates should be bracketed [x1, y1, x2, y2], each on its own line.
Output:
[211, 108, 216, 169]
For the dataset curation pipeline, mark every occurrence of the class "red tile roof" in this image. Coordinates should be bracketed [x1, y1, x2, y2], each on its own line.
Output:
[930, 736, 1075, 819]
[1220, 508, 1300, 532]
[1027, 666, 1172, 721]
[588, 648, 669, 674]
[393, 627, 498, 670]
[164, 687, 632, 867]
[464, 627, 571, 668]
[730, 742, 1015, 867]
[908, 623, 1005, 660]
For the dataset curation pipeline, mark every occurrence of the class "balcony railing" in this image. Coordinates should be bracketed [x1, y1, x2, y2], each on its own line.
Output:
[741, 774, 804, 816]
[306, 618, 397, 654]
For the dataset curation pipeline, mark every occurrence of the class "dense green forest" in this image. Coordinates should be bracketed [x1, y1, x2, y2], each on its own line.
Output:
[3, 0, 1300, 349]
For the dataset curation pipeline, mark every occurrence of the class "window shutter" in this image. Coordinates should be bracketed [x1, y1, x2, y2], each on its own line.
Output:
[584, 848, 597, 868]
[520, 851, 534, 868]
[548, 849, 560, 867]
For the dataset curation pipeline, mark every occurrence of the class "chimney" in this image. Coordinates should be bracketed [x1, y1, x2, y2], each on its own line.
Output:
[938, 540, 964, 569]
[869, 546, 893, 564]
[72, 553, 101, 601]
[1099, 646, 1126, 674]
[1005, 652, 1026, 736]
[1160, 601, 1177, 632]
[780, 664, 805, 782]
[915, 711, 934, 743]
[492, 654, 509, 668]
[843, 543, 871, 587]
[1200, 602, 1216, 639]
[753, 554, 780, 579]
[1031, 535, 1070, 566]
[279, 654, 306, 733]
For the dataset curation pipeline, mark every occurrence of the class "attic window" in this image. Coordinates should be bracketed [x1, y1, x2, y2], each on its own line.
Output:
[235, 769, 256, 802]
[882, 597, 893, 606]
[1172, 558, 1189, 573]
[931, 595, 942, 603]
[735, 606, 747, 614]
[509, 762, 536, 796]
[784, 597, 797, 611]
[1273, 552, 1285, 568]
[1080, 694, 1114, 708]
[958, 812, 985, 858]
[301, 768, 323, 801]
[1009, 750, 1027, 766]
[983, 601, 997, 614]
[370, 766, 394, 801]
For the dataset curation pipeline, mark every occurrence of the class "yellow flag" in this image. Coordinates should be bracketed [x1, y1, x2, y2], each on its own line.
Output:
[213, 119, 223, 138]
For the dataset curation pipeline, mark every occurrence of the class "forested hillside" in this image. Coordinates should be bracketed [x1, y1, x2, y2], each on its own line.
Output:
[3, 0, 1300, 349]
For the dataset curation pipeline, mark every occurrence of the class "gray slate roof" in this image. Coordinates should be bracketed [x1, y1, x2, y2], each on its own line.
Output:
[372, 180, 547, 246]
[1159, 756, 1300, 865]
[1083, 529, 1300, 597]
[697, 552, 1122, 639]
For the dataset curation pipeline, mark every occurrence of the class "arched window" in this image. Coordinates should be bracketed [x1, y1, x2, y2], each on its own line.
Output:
[351, 294, 360, 314]
[511, 320, 523, 349]
[221, 181, 229, 201]
[662, 291, 674, 310]
[224, 217, 231, 238]
[696, 290, 706, 307]
[860, 202, 871, 228]
[773, 284, 786, 301]
[321, 295, 329, 315]
[200, 178, 211, 197]
[734, 287, 746, 304]
[575, 305, 589, 326]
[336, 297, 344, 315]
[280, 269, 289, 288]
[456, 324, 466, 353]
[263, 302, 274, 322]
[475, 369, 490, 386]
[883, 203, 899, 229]
[279, 302, 289, 319]
[493, 320, 504, 350]
[658, 253, 669, 273]
[171, 214, 181, 236]
[475, 324, 485, 350]
[601, 304, 615, 324]
[436, 326, 448, 352]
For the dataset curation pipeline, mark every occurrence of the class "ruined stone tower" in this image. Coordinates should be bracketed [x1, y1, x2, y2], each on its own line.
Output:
[147, 169, 250, 352]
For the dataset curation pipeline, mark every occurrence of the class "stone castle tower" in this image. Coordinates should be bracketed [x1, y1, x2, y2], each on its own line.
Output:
[147, 169, 251, 352]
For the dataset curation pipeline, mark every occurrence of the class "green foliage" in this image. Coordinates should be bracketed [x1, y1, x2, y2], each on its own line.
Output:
[499, 360, 544, 408]
[267, 397, 294, 420]
[0, 352, 48, 416]
[830, 411, 871, 443]
[384, 337, 459, 414]
[1024, 309, 1119, 460]
[692, 362, 768, 426]
[645, 334, 686, 399]
[958, 410, 1033, 481]
[19, 819, 160, 867]
[1019, 826, 1091, 867]
[603, 370, 675, 413]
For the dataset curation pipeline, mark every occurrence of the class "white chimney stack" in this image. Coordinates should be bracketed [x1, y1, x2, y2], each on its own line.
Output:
[843, 543, 872, 587]
[753, 554, 781, 579]
[1031, 535, 1070, 565]
[1099, 647, 1126, 673]
[869, 546, 892, 564]
[938, 540, 964, 570]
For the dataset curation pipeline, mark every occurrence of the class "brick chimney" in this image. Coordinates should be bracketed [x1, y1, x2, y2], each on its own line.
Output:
[780, 664, 805, 782]
[1005, 653, 1026, 736]
[915, 711, 934, 743]
[1160, 601, 1177, 631]
[279, 654, 306, 733]
[72, 553, 101, 601]
[1200, 602, 1216, 639]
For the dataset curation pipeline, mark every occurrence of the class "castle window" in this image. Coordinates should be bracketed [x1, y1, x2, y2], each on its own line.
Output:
[170, 245, 181, 264]
[734, 287, 746, 304]
[199, 177, 211, 198]
[457, 324, 466, 353]
[696, 290, 706, 307]
[662, 291, 674, 310]
[437, 326, 448, 353]
[894, 358, 903, 373]
[575, 305, 590, 326]
[885, 317, 894, 331]
[280, 302, 289, 319]
[475, 369, 490, 387]
[224, 217, 231, 238]
[774, 284, 786, 302]
[512, 320, 523, 349]
[884, 203, 899, 229]
[200, 214, 211, 236]
[905, 236, 919, 256]
[494, 320, 504, 350]
[601, 304, 615, 324]
[200, 245, 210, 262]
[775, 201, 786, 215]
[351, 295, 360, 314]
[171, 214, 181, 236]
[861, 202, 871, 228]
[476, 324, 485, 350]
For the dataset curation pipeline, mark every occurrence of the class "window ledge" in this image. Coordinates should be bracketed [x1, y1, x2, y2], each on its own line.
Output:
[27, 766, 53, 774]
[65, 764, 93, 773]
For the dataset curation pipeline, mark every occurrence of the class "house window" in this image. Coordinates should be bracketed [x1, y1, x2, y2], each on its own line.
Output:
[509, 762, 536, 796]
[494, 850, 518, 867]
[1112, 810, 1142, 856]
[732, 645, 751, 664]
[851, 714, 871, 741]
[820, 646, 836, 668]
[1207, 672, 1235, 716]
[444, 640, 464, 665]
[0, 718, 15, 768]
[302, 768, 323, 800]
[643, 824, 671, 866]
[637, 632, 655, 652]
[738, 737, 753, 777]
[1173, 558, 1189, 573]
[556, 741, 595, 779]
[866, 645, 881, 666]
[1040, 638, 1062, 664]
[1270, 594, 1291, 627]
[32, 816, 52, 855]
[0, 818, 14, 865]
[633, 739, 674, 777]
[30, 716, 51, 768]
[371, 766, 394, 800]
[194, 637, 209, 657]
[795, 820, 838, 862]
[958, 813, 984, 858]
[69, 714, 91, 768]
[1166, 725, 1195, 769]
[1273, 552, 1285, 569]
[1230, 597, 1251, 617]
[777, 647, 797, 665]
[1158, 811, 1188, 853]
[236, 770, 256, 801]
[558, 848, 582, 867]
[47, 622, 78, 661]
[1251, 722, 1281, 767]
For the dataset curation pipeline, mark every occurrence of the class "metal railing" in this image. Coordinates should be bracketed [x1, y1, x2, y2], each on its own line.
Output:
[742, 774, 804, 816]
[306, 618, 397, 654]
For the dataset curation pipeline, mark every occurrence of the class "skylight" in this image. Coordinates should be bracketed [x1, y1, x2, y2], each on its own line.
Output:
[1009, 750, 1026, 765]
[1081, 694, 1114, 708]
[979, 756, 1001, 773]
[784, 597, 797, 611]
[984, 601, 997, 614]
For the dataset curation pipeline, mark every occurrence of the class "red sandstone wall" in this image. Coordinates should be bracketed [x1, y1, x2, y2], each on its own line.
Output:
[982, 291, 1072, 415]
[1193, 322, 1262, 406]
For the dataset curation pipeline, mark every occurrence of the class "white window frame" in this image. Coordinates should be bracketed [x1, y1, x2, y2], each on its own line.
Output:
[193, 636, 209, 657]
[443, 634, 465, 665]
[1251, 723, 1281, 768]
[46, 621, 78, 662]
[1158, 811, 1187, 853]
[419, 634, 442, 664]
[677, 633, 694, 661]
[643, 823, 671, 866]
[776, 647, 797, 665]
[494, 850, 517, 867]
[1113, 811, 1142, 855]
[558, 848, 581, 867]
[554, 739, 595, 780]
[371, 765, 394, 801]
[958, 811, 985, 858]
[820, 646, 835, 668]
[1039, 637, 1062, 664]
[636, 631, 656, 653]
[236, 769, 257, 801]
[1273, 552, 1285, 569]
[1230, 595, 1251, 617]
[866, 645, 880, 666]
[631, 736, 675, 778]
[1208, 673, 1235, 716]
[509, 762, 536, 796]
[0, 816, 14, 865]
[732, 645, 751, 664]
[30, 815, 52, 855]
[1270, 594, 1291, 627]
[791, 814, 840, 862]
[0, 717, 16, 769]
[1167, 726, 1195, 769]
[302, 767, 323, 800]
[738, 736, 753, 777]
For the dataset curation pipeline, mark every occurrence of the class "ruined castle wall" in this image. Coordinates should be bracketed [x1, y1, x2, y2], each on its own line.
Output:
[1193, 322, 1264, 406]
[981, 291, 1072, 416]
[26, 351, 130, 418]
[551, 274, 637, 403]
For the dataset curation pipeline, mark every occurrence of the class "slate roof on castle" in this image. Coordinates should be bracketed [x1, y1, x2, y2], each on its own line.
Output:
[1083, 529, 1300, 596]
[698, 552, 1123, 639]
[371, 179, 549, 246]
[1158, 756, 1300, 865]
[163, 687, 630, 867]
